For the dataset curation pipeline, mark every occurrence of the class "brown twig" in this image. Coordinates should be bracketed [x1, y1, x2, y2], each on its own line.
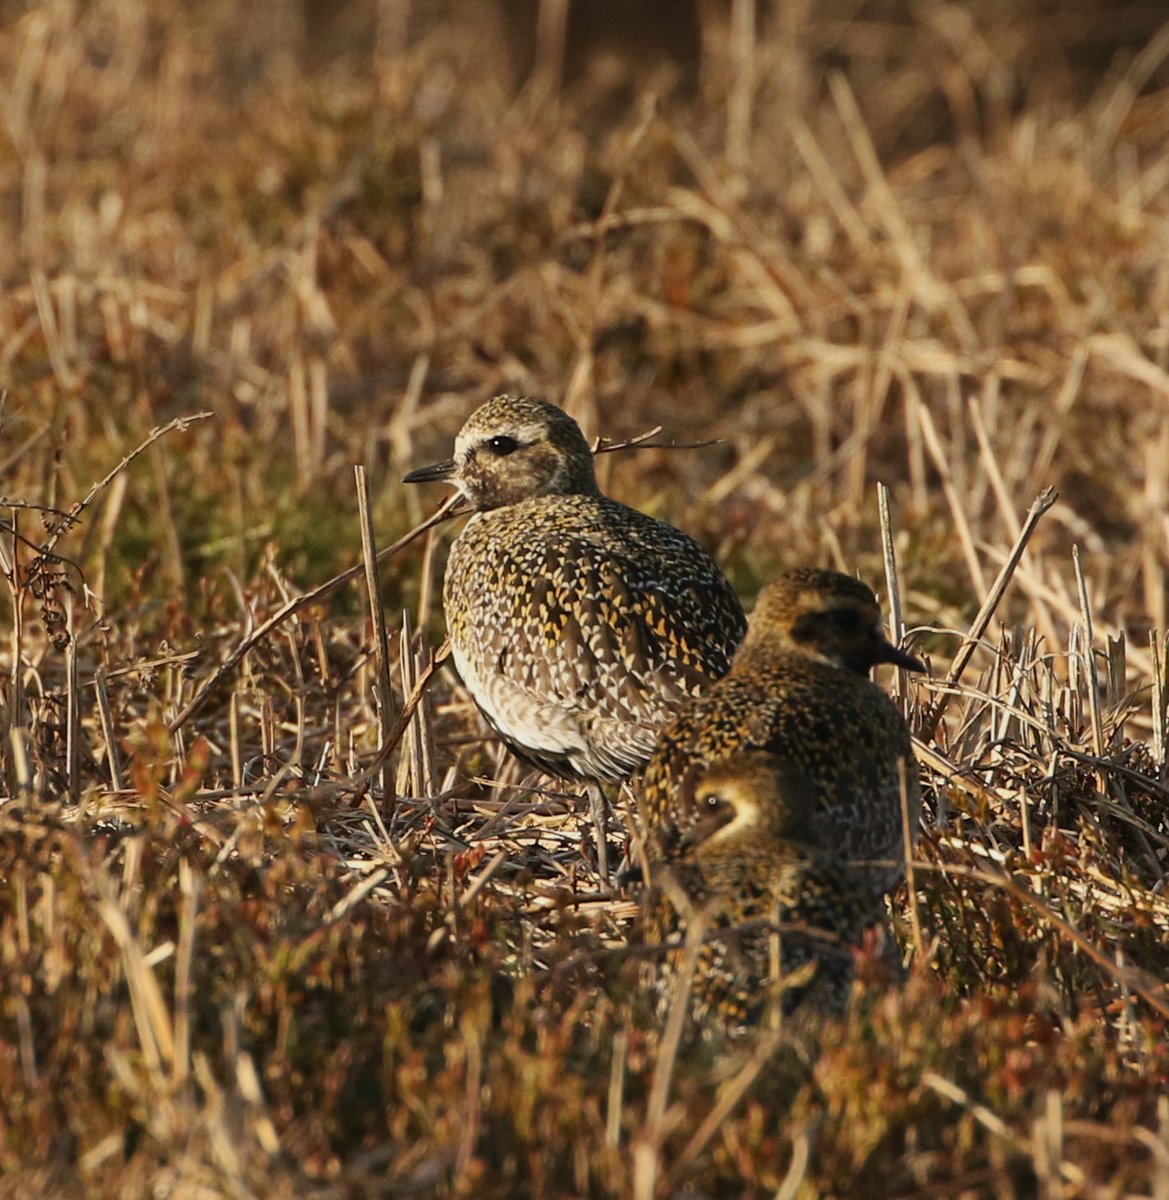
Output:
[635, 907, 710, 1200]
[920, 487, 1058, 742]
[917, 857, 1169, 1020]
[592, 427, 724, 456]
[42, 412, 215, 555]
[878, 480, 912, 702]
[667, 1030, 786, 1187]
[168, 493, 463, 733]
[349, 637, 450, 801]
[355, 465, 397, 821]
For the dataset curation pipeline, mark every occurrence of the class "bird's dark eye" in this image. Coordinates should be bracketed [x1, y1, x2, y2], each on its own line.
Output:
[485, 435, 520, 456]
[828, 609, 866, 632]
[702, 792, 725, 812]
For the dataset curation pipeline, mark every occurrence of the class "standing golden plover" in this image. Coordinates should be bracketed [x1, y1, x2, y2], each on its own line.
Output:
[403, 395, 747, 879]
[639, 566, 924, 1024]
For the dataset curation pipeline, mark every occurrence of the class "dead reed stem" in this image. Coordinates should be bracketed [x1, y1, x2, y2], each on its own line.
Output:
[920, 487, 1058, 742]
[169, 493, 462, 733]
[355, 465, 397, 820]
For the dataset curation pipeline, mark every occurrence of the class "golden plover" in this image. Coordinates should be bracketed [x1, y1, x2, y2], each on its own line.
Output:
[639, 567, 924, 1021]
[643, 751, 881, 1025]
[403, 395, 747, 875]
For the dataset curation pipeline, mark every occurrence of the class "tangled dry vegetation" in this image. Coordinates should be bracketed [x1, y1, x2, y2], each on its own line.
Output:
[2, 1, 1169, 1196]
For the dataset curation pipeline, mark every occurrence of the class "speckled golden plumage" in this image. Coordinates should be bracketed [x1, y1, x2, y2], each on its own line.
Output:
[404, 395, 747, 783]
[641, 751, 887, 1025]
[638, 567, 924, 1027]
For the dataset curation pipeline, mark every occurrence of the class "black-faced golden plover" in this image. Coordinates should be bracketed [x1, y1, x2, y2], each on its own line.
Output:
[403, 395, 747, 879]
[639, 566, 924, 1024]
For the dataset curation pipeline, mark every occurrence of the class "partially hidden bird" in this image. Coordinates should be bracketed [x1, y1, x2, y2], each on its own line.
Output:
[638, 566, 924, 1027]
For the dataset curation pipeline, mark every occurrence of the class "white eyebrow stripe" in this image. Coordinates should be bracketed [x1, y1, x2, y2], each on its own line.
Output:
[703, 792, 761, 846]
[455, 420, 548, 457]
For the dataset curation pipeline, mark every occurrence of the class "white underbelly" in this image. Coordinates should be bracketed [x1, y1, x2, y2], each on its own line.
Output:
[450, 637, 587, 759]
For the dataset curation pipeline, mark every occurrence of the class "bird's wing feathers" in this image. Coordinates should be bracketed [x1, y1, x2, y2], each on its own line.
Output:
[491, 538, 736, 723]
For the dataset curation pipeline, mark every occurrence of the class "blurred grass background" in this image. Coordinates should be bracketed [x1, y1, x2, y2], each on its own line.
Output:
[1, 1, 1169, 1196]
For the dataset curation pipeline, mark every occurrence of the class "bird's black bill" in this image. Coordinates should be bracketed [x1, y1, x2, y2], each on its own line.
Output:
[402, 458, 456, 484]
[876, 639, 926, 673]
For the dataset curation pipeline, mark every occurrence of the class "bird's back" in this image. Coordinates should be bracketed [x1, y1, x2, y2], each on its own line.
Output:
[642, 649, 918, 888]
[445, 492, 746, 781]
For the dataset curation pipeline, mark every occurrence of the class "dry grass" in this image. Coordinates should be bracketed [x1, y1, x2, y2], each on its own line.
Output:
[2, 1, 1169, 1196]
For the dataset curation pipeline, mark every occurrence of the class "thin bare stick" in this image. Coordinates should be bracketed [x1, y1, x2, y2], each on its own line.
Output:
[727, 0, 757, 175]
[350, 639, 449, 798]
[412, 639, 437, 798]
[0, 500, 71, 517]
[635, 910, 709, 1200]
[326, 867, 392, 927]
[918, 859, 1169, 1020]
[1151, 630, 1166, 778]
[1073, 546, 1107, 763]
[355, 465, 397, 822]
[605, 1023, 628, 1151]
[92, 667, 125, 791]
[3, 510, 25, 789]
[920, 487, 1057, 741]
[396, 612, 422, 801]
[900, 757, 924, 962]
[168, 493, 461, 733]
[456, 849, 509, 909]
[1156, 1098, 1169, 1200]
[91, 867, 175, 1078]
[877, 481, 911, 701]
[9, 727, 31, 795]
[592, 426, 724, 456]
[64, 599, 79, 809]
[173, 858, 200, 1088]
[42, 411, 214, 555]
[667, 1030, 783, 1184]
[967, 397, 1060, 652]
[1075, 547, 1161, 881]
[774, 1122, 817, 1200]
[921, 1071, 1026, 1151]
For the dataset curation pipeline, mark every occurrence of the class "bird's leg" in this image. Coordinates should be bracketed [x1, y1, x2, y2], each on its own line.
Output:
[587, 780, 611, 886]
[613, 779, 646, 885]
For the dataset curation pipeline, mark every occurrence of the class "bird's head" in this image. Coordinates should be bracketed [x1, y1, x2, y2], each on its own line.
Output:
[741, 567, 925, 677]
[403, 395, 598, 510]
